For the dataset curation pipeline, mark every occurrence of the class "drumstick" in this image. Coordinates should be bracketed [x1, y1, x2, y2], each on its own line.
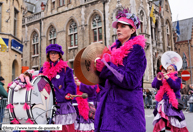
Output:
[70, 93, 88, 99]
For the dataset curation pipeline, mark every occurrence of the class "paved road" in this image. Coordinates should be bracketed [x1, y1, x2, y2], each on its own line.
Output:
[145, 109, 193, 132]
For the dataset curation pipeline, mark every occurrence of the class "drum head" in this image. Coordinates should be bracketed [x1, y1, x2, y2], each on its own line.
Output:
[161, 51, 182, 71]
[28, 75, 55, 124]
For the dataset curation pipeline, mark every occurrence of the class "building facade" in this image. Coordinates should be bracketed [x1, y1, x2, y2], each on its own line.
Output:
[173, 18, 193, 85]
[22, 0, 174, 88]
[0, 0, 24, 89]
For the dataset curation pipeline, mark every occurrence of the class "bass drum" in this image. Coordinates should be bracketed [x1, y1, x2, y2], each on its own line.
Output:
[8, 75, 56, 124]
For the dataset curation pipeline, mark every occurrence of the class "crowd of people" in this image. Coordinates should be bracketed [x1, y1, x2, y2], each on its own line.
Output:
[0, 7, 190, 132]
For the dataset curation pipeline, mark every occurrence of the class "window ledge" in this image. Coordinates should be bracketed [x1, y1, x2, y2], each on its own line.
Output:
[32, 54, 39, 58]
[57, 5, 65, 9]
[91, 41, 103, 44]
[68, 46, 78, 50]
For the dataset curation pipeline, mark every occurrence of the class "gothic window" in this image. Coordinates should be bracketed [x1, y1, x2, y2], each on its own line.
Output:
[52, 0, 55, 9]
[155, 21, 158, 41]
[12, 60, 17, 81]
[165, 1, 168, 11]
[166, 22, 170, 46]
[68, 0, 71, 4]
[59, 0, 65, 6]
[14, 8, 18, 37]
[69, 21, 78, 47]
[140, 11, 144, 33]
[92, 14, 102, 42]
[49, 26, 56, 44]
[32, 32, 39, 55]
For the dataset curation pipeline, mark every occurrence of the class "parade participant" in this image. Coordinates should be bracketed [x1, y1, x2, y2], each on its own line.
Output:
[152, 64, 188, 132]
[9, 70, 34, 91]
[73, 76, 96, 132]
[95, 8, 147, 132]
[160, 65, 167, 74]
[39, 44, 76, 132]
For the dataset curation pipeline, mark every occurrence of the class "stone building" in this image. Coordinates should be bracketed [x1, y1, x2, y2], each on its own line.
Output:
[22, 0, 174, 88]
[173, 18, 193, 85]
[0, 0, 24, 88]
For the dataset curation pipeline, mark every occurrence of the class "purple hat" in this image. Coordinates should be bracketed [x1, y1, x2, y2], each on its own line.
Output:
[46, 44, 64, 55]
[112, 8, 140, 29]
[170, 64, 177, 71]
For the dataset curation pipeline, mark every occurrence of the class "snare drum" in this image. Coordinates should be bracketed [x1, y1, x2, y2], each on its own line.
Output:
[8, 75, 56, 124]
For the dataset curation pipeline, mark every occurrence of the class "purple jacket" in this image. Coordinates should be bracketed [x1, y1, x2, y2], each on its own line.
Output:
[152, 76, 181, 99]
[79, 83, 103, 108]
[39, 61, 76, 103]
[94, 41, 147, 132]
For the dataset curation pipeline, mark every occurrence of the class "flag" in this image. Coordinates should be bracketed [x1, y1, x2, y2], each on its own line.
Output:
[150, 5, 156, 24]
[0, 37, 7, 52]
[176, 21, 180, 36]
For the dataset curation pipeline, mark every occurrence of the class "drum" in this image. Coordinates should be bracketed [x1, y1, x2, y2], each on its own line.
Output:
[8, 75, 56, 124]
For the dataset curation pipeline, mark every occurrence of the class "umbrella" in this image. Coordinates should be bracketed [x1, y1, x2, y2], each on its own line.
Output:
[0, 36, 7, 52]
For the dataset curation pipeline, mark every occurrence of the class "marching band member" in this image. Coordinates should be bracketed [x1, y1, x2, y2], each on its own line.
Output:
[72, 77, 95, 132]
[39, 44, 76, 132]
[95, 8, 147, 132]
[152, 64, 188, 132]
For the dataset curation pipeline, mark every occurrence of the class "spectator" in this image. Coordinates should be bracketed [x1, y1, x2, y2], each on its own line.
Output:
[0, 76, 8, 129]
[143, 89, 146, 105]
[145, 89, 152, 108]
[180, 84, 189, 107]
[188, 84, 193, 95]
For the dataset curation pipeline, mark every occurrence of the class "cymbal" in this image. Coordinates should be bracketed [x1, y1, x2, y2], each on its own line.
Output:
[74, 48, 92, 85]
[80, 43, 106, 85]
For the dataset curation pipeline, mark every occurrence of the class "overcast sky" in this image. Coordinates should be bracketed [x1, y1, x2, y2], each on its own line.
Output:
[168, 0, 193, 22]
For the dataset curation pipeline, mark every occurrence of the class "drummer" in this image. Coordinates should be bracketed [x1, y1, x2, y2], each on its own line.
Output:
[39, 44, 76, 132]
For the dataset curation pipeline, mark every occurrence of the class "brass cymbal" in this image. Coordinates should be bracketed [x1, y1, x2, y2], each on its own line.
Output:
[80, 43, 106, 85]
[74, 48, 92, 85]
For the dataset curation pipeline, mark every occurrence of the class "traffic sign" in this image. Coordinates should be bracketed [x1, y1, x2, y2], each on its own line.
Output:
[181, 70, 190, 81]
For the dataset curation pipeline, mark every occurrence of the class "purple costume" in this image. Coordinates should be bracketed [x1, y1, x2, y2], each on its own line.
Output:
[94, 38, 147, 132]
[72, 83, 99, 131]
[152, 77, 188, 131]
[79, 83, 102, 108]
[39, 60, 77, 125]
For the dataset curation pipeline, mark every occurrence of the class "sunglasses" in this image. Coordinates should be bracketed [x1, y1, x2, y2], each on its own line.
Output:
[167, 68, 173, 71]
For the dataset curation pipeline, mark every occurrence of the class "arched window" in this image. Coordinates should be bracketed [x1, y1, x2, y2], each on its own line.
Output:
[32, 32, 39, 55]
[92, 14, 102, 42]
[69, 21, 78, 47]
[155, 21, 158, 41]
[140, 11, 144, 33]
[49, 26, 56, 44]
[166, 21, 170, 46]
[12, 60, 16, 80]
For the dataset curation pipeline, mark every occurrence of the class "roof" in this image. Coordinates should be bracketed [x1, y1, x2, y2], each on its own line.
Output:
[173, 18, 193, 42]
[24, 0, 47, 13]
